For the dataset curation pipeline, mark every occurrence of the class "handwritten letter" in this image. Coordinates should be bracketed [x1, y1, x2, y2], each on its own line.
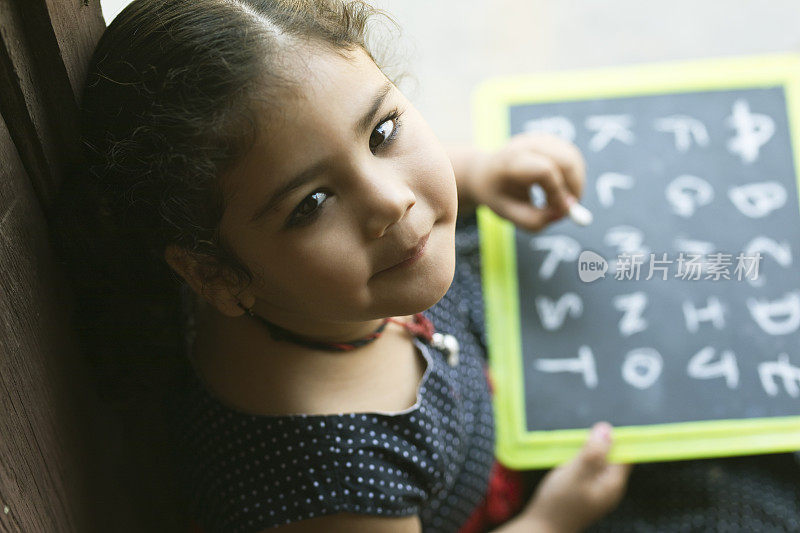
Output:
[654, 115, 710, 151]
[535, 293, 584, 331]
[585, 115, 635, 152]
[729, 182, 787, 218]
[727, 99, 775, 164]
[529, 235, 582, 280]
[682, 297, 726, 333]
[687, 346, 739, 388]
[523, 116, 576, 142]
[534, 346, 598, 389]
[666, 175, 714, 218]
[746, 291, 800, 336]
[613, 292, 648, 336]
[621, 348, 663, 389]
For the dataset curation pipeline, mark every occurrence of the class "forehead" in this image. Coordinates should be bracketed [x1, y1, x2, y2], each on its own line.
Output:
[221, 46, 387, 203]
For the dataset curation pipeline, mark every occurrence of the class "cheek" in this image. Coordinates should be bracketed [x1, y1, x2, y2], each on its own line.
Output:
[421, 154, 458, 222]
[404, 114, 457, 212]
[253, 227, 370, 298]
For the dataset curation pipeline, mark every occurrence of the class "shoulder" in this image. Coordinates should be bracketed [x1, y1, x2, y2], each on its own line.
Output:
[192, 320, 426, 417]
[178, 410, 430, 532]
[256, 512, 421, 533]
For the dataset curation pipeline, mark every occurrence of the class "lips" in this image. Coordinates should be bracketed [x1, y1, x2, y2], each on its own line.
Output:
[373, 231, 431, 277]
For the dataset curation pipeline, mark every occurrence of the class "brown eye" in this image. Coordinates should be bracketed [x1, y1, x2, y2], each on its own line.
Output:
[369, 118, 396, 153]
[286, 191, 330, 227]
[296, 191, 327, 216]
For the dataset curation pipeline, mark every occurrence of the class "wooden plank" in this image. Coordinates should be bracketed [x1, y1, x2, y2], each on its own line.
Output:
[0, 2, 189, 530]
[0, 0, 104, 210]
[41, 0, 105, 101]
[0, 0, 58, 207]
[0, 106, 91, 533]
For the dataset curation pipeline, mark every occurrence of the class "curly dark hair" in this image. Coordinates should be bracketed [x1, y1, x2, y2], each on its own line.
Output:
[54, 0, 392, 399]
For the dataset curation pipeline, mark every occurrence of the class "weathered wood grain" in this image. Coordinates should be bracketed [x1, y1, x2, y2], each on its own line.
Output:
[0, 106, 91, 533]
[0, 0, 62, 207]
[41, 0, 105, 102]
[0, 0, 104, 209]
[1, 0, 189, 530]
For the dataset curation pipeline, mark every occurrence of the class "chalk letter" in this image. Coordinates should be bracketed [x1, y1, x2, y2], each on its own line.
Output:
[535, 293, 584, 331]
[758, 353, 800, 397]
[596, 172, 635, 208]
[604, 226, 649, 255]
[534, 345, 598, 389]
[621, 348, 663, 390]
[745, 236, 792, 267]
[613, 292, 648, 337]
[682, 297, 725, 333]
[666, 175, 714, 218]
[743, 236, 790, 287]
[687, 346, 739, 388]
[747, 291, 800, 335]
[729, 182, 786, 218]
[605, 226, 649, 274]
[654, 115, 710, 151]
[585, 115, 635, 152]
[523, 116, 576, 142]
[726, 99, 775, 164]
[530, 235, 582, 280]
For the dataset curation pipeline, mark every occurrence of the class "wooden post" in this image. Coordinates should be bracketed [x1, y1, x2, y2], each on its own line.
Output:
[0, 1, 185, 530]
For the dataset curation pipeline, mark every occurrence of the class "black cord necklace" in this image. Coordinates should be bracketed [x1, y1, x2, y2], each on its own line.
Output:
[237, 302, 435, 352]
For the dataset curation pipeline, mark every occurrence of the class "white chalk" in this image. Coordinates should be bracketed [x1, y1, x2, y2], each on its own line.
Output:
[568, 201, 593, 226]
[529, 184, 593, 226]
[529, 184, 547, 209]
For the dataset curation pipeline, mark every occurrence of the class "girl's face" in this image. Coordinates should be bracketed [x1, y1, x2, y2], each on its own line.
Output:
[217, 46, 458, 331]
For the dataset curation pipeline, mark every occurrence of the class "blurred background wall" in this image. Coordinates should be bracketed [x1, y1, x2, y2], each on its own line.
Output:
[100, 0, 800, 143]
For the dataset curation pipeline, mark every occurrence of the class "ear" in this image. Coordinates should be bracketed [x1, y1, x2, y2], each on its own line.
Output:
[164, 244, 255, 318]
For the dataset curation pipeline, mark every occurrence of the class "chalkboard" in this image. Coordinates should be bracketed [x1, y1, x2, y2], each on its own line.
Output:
[474, 55, 800, 468]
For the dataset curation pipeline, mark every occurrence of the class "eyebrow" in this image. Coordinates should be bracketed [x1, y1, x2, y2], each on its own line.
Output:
[248, 81, 395, 224]
[248, 158, 331, 223]
[355, 80, 393, 135]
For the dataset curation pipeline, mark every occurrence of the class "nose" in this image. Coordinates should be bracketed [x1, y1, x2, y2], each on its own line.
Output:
[356, 165, 417, 239]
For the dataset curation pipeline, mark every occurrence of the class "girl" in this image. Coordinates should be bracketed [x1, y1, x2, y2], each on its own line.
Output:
[65, 0, 630, 531]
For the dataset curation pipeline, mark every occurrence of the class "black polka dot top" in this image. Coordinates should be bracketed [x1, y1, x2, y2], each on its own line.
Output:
[167, 219, 496, 532]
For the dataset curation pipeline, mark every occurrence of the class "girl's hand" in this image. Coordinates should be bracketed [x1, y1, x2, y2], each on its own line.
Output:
[467, 132, 586, 232]
[521, 422, 632, 533]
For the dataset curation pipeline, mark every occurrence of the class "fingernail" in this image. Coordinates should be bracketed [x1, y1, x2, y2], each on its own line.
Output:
[591, 422, 612, 443]
[565, 194, 577, 207]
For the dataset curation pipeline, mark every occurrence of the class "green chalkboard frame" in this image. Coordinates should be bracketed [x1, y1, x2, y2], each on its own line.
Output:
[474, 54, 800, 469]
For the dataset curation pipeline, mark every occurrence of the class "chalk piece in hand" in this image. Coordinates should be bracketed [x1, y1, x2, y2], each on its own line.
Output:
[529, 184, 593, 226]
[568, 201, 593, 226]
[529, 184, 547, 209]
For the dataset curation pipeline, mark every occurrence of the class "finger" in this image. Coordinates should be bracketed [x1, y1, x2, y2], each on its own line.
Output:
[509, 132, 586, 199]
[576, 422, 614, 473]
[492, 198, 560, 233]
[599, 461, 632, 490]
[592, 463, 633, 505]
[502, 151, 571, 214]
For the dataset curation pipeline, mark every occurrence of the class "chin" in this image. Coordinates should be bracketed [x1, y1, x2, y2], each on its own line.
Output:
[424, 250, 456, 308]
[415, 220, 457, 311]
[377, 246, 456, 317]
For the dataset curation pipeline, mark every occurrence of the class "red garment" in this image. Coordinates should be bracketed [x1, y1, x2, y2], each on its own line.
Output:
[457, 461, 526, 533]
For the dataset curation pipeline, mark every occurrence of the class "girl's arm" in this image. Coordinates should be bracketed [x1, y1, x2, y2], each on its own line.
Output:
[447, 143, 490, 213]
[447, 133, 586, 232]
